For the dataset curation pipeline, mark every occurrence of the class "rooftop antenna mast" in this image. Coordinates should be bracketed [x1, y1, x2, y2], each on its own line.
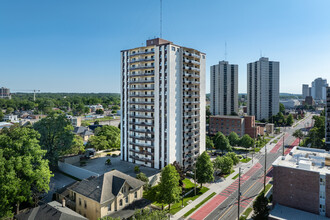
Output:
[160, 0, 162, 38]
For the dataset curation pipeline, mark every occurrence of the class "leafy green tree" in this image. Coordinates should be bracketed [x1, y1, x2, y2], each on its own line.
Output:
[33, 112, 75, 168]
[206, 135, 214, 151]
[206, 106, 211, 124]
[158, 164, 182, 210]
[279, 103, 285, 114]
[95, 109, 104, 114]
[252, 192, 269, 219]
[6, 107, 14, 114]
[196, 151, 214, 187]
[286, 114, 294, 126]
[131, 208, 168, 220]
[87, 125, 120, 150]
[63, 135, 85, 155]
[134, 165, 140, 173]
[0, 110, 3, 121]
[214, 132, 232, 154]
[136, 172, 149, 189]
[240, 134, 255, 150]
[226, 152, 239, 165]
[0, 127, 52, 217]
[228, 132, 240, 146]
[213, 156, 233, 174]
[293, 129, 304, 145]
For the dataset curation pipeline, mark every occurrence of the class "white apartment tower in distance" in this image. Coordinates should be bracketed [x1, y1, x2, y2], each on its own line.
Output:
[120, 38, 206, 170]
[302, 84, 309, 99]
[210, 61, 238, 115]
[247, 57, 280, 120]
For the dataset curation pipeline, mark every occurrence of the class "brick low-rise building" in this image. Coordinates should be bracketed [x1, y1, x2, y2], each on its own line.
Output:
[272, 146, 330, 217]
[209, 115, 265, 138]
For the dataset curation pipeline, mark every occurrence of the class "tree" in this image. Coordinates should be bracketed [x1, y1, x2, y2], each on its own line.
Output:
[158, 164, 182, 210]
[214, 132, 232, 154]
[0, 110, 3, 121]
[286, 114, 294, 126]
[132, 208, 168, 220]
[105, 158, 111, 165]
[252, 192, 269, 219]
[172, 161, 185, 187]
[293, 129, 304, 145]
[134, 165, 140, 173]
[279, 103, 285, 114]
[228, 132, 240, 147]
[87, 125, 120, 150]
[95, 109, 104, 115]
[0, 127, 52, 217]
[206, 135, 214, 151]
[196, 151, 214, 187]
[213, 156, 233, 174]
[6, 107, 14, 114]
[136, 172, 149, 189]
[33, 112, 75, 168]
[226, 152, 239, 165]
[240, 134, 255, 150]
[63, 135, 85, 155]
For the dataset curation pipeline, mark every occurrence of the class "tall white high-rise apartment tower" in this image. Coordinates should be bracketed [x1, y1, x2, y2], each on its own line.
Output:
[210, 61, 238, 115]
[120, 38, 206, 170]
[302, 84, 309, 99]
[247, 57, 280, 120]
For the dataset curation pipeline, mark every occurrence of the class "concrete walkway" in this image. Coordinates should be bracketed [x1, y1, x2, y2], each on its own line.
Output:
[171, 133, 283, 220]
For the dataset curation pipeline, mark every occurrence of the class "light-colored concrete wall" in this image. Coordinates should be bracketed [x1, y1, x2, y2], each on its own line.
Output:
[58, 161, 99, 180]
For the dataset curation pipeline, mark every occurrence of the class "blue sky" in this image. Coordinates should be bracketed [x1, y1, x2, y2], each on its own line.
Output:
[0, 0, 330, 93]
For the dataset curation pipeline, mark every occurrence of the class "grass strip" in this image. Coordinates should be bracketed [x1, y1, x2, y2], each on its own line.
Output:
[224, 169, 235, 178]
[242, 207, 252, 218]
[183, 192, 216, 218]
[240, 158, 251, 163]
[232, 173, 239, 180]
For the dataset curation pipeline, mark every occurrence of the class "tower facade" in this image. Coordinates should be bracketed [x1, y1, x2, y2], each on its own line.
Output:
[210, 61, 238, 115]
[247, 57, 280, 120]
[120, 38, 206, 170]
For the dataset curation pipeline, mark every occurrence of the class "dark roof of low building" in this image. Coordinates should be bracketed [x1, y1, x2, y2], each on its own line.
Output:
[73, 127, 93, 136]
[69, 170, 144, 204]
[15, 201, 86, 220]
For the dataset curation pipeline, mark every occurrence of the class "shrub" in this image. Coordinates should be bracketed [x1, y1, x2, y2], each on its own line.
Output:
[107, 153, 111, 156]
[134, 165, 140, 173]
[111, 154, 118, 157]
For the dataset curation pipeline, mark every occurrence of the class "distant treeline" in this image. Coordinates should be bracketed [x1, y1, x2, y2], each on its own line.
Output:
[0, 93, 120, 115]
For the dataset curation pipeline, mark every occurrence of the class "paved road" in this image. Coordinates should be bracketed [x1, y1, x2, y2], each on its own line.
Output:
[189, 114, 313, 220]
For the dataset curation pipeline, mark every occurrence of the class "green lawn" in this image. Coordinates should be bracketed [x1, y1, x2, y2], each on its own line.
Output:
[143, 178, 210, 215]
[264, 183, 272, 193]
[183, 192, 216, 218]
[240, 158, 251, 163]
[84, 116, 115, 123]
[241, 207, 252, 218]
[232, 173, 239, 180]
[224, 169, 235, 178]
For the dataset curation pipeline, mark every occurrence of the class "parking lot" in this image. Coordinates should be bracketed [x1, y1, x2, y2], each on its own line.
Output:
[73, 155, 159, 178]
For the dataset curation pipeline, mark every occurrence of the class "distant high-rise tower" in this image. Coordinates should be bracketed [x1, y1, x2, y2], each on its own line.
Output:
[247, 57, 280, 120]
[311, 77, 328, 101]
[120, 38, 206, 170]
[326, 87, 330, 150]
[210, 61, 238, 115]
[302, 84, 309, 99]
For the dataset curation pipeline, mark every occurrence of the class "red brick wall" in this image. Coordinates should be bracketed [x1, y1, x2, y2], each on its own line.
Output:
[273, 166, 319, 214]
[209, 116, 243, 136]
[325, 174, 330, 217]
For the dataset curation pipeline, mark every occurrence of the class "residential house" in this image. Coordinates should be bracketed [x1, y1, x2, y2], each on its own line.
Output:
[58, 170, 144, 220]
[15, 201, 86, 220]
[73, 127, 94, 142]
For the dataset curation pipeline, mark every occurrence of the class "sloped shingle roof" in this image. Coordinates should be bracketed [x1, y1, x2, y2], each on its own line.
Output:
[70, 170, 144, 204]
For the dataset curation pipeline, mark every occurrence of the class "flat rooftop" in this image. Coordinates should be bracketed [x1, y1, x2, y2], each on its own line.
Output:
[269, 204, 328, 220]
[273, 146, 330, 174]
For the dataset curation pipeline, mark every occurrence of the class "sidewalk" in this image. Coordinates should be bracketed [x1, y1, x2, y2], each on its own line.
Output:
[171, 133, 283, 220]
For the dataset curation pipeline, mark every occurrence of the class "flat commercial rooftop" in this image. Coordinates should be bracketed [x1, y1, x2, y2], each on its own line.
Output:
[269, 204, 328, 220]
[273, 146, 330, 174]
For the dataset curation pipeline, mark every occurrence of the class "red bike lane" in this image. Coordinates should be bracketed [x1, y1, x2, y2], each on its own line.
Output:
[189, 136, 299, 220]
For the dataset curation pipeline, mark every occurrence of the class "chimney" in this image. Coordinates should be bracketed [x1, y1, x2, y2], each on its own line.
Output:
[62, 198, 66, 207]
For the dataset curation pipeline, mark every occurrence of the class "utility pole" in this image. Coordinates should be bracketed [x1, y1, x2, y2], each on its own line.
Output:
[238, 167, 241, 219]
[282, 127, 285, 156]
[264, 141, 267, 192]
